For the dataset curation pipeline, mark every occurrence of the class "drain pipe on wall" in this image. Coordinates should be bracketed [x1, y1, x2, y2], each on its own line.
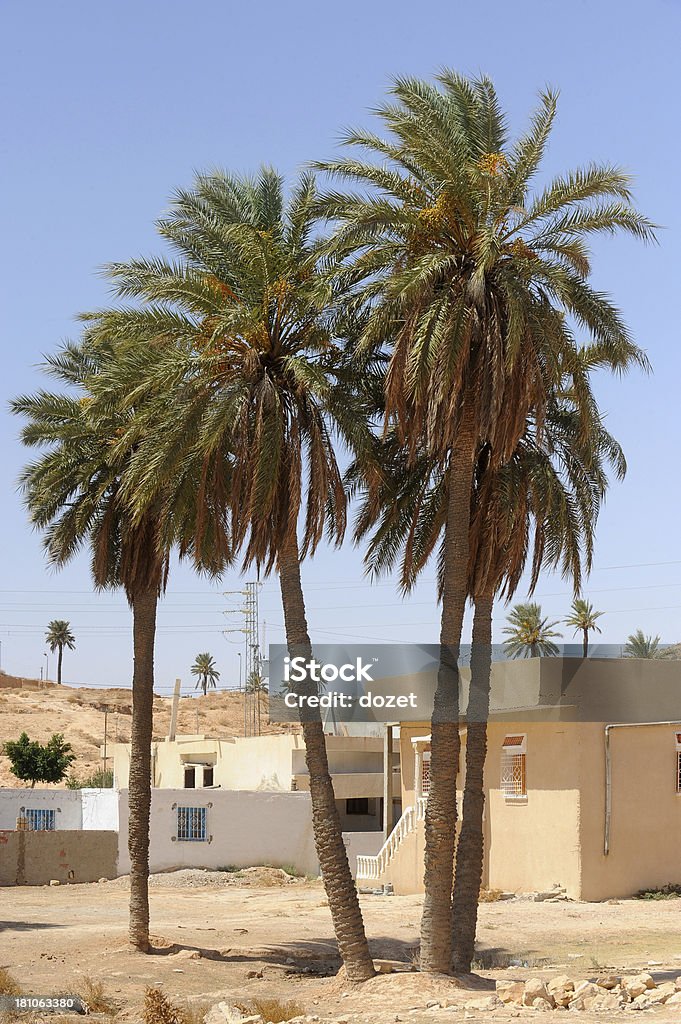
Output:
[604, 721, 681, 855]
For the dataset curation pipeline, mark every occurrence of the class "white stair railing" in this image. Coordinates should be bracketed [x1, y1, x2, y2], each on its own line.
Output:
[357, 796, 428, 881]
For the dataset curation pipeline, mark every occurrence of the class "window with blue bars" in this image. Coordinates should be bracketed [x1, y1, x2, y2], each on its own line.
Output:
[26, 808, 56, 831]
[177, 806, 207, 842]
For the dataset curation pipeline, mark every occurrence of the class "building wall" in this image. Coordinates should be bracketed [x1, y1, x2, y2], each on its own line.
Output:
[0, 789, 83, 830]
[485, 721, 582, 897]
[116, 788, 320, 876]
[578, 722, 681, 900]
[0, 829, 118, 885]
[343, 831, 384, 876]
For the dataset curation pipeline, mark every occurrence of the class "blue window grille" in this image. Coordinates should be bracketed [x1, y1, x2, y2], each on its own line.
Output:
[26, 808, 56, 831]
[177, 806, 207, 842]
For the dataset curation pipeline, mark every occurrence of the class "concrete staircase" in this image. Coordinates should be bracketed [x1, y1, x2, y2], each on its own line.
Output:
[356, 796, 428, 883]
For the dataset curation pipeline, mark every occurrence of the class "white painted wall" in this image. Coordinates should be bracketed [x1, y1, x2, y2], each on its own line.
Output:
[0, 789, 83, 829]
[342, 831, 384, 876]
[0, 788, 119, 831]
[81, 789, 119, 830]
[117, 788, 320, 876]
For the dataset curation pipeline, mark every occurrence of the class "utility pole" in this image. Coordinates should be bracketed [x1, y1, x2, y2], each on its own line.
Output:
[168, 678, 181, 742]
[224, 582, 262, 736]
[103, 707, 109, 776]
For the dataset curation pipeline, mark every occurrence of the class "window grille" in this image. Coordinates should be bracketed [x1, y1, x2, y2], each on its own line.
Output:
[25, 808, 56, 831]
[422, 751, 431, 794]
[177, 805, 207, 841]
[675, 734, 681, 793]
[501, 735, 527, 800]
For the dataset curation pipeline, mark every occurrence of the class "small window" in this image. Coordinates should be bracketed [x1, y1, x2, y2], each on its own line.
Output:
[177, 806, 207, 841]
[422, 750, 431, 795]
[346, 798, 370, 815]
[203, 766, 214, 787]
[184, 766, 196, 789]
[501, 735, 527, 801]
[25, 808, 56, 831]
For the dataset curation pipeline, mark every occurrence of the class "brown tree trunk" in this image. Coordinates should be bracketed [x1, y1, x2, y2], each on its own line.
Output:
[583, 629, 588, 659]
[278, 537, 375, 982]
[420, 427, 476, 974]
[128, 586, 158, 952]
[57, 646, 63, 685]
[451, 591, 493, 973]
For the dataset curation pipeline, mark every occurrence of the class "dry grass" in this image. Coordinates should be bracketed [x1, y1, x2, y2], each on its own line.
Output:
[78, 977, 117, 1015]
[479, 887, 505, 902]
[237, 996, 304, 1022]
[142, 988, 205, 1024]
[0, 968, 21, 996]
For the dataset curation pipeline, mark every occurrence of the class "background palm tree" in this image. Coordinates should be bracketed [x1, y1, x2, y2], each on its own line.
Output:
[564, 598, 604, 658]
[502, 602, 562, 658]
[191, 652, 220, 696]
[84, 169, 375, 981]
[45, 619, 75, 684]
[624, 629, 661, 659]
[318, 71, 653, 971]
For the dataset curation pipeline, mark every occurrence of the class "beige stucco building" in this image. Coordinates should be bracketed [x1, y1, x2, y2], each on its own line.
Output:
[358, 657, 681, 901]
[111, 732, 394, 834]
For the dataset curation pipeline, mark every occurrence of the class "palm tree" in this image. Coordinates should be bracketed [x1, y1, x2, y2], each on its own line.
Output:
[12, 341, 230, 953]
[502, 602, 561, 658]
[318, 72, 653, 970]
[624, 629, 661, 659]
[564, 598, 604, 658]
[351, 389, 624, 971]
[191, 652, 220, 696]
[45, 620, 75, 684]
[83, 170, 375, 981]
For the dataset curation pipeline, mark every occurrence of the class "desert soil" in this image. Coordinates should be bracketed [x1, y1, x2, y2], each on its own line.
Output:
[3, 871, 681, 1023]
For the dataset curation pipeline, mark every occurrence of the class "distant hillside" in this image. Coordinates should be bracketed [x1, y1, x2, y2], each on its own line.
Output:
[0, 672, 295, 788]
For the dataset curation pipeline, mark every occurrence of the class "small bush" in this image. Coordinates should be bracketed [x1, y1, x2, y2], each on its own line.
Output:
[280, 864, 303, 878]
[66, 769, 114, 789]
[237, 997, 304, 1023]
[0, 968, 21, 996]
[636, 882, 681, 899]
[79, 977, 117, 1015]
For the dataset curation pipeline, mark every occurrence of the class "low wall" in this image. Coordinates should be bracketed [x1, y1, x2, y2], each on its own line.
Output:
[342, 831, 384, 876]
[117, 789, 320, 877]
[0, 788, 119, 831]
[0, 830, 118, 885]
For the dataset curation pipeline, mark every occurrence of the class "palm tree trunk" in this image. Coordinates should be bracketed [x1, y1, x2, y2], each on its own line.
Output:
[420, 426, 476, 974]
[128, 586, 158, 952]
[451, 591, 493, 973]
[278, 536, 374, 982]
[583, 628, 588, 659]
[57, 646, 63, 685]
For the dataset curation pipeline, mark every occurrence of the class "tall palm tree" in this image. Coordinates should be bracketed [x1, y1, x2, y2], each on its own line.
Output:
[12, 342, 230, 953]
[564, 597, 604, 658]
[45, 620, 75, 684]
[624, 629, 661, 659]
[191, 652, 220, 696]
[83, 170, 376, 980]
[352, 390, 624, 970]
[318, 72, 653, 969]
[502, 602, 561, 658]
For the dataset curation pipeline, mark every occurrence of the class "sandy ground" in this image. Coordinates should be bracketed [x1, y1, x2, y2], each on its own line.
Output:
[0, 677, 293, 787]
[3, 873, 681, 1023]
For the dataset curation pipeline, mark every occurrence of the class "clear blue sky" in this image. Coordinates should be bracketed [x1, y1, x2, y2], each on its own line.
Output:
[1, 0, 679, 692]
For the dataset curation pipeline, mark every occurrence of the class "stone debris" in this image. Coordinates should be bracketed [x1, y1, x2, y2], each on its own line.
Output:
[494, 972, 679, 1012]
